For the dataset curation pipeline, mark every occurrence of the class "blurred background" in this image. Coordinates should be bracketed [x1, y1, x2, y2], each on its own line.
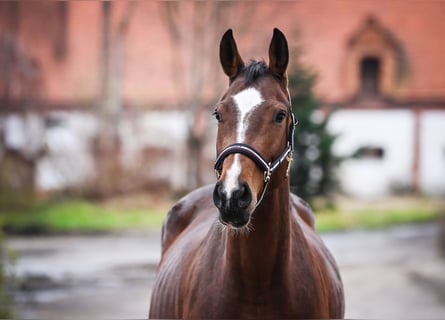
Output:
[0, 1, 444, 319]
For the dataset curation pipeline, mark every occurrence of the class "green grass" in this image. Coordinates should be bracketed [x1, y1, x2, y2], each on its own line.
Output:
[0, 197, 440, 234]
[0, 200, 168, 233]
[315, 206, 438, 232]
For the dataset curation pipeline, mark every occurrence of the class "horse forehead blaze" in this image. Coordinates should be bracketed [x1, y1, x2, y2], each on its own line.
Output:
[232, 87, 264, 119]
[232, 87, 264, 142]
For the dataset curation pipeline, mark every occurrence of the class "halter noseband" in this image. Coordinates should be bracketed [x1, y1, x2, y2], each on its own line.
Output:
[214, 111, 296, 207]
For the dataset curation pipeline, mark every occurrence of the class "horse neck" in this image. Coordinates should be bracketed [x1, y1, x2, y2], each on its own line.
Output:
[223, 179, 295, 285]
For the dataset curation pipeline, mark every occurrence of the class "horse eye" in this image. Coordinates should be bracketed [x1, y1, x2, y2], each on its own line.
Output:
[274, 110, 287, 123]
[213, 111, 222, 122]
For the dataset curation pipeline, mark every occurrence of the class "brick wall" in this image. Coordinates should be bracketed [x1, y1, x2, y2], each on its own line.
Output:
[2, 1, 444, 110]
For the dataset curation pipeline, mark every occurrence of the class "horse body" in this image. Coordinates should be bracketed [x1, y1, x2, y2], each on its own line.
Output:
[149, 28, 344, 319]
[150, 186, 343, 319]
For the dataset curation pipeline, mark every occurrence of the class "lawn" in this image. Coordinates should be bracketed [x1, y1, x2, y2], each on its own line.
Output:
[0, 199, 168, 234]
[0, 195, 441, 234]
[315, 206, 438, 232]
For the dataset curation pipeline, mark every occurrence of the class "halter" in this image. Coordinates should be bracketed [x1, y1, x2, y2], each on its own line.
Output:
[214, 109, 297, 208]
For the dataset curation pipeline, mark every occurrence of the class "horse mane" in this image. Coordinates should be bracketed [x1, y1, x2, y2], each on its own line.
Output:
[242, 60, 271, 83]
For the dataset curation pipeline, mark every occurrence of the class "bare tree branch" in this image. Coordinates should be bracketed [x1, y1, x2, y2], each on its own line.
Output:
[117, 1, 137, 37]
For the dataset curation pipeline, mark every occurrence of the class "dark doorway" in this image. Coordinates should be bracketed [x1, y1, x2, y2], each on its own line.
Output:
[360, 57, 380, 96]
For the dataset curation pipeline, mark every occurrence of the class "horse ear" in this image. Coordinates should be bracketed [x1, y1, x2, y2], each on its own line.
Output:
[219, 29, 244, 81]
[268, 28, 289, 79]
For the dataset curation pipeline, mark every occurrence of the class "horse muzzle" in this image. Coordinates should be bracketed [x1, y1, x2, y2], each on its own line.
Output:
[213, 180, 253, 228]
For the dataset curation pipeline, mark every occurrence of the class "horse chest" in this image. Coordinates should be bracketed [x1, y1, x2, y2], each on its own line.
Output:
[181, 252, 324, 318]
[185, 278, 323, 319]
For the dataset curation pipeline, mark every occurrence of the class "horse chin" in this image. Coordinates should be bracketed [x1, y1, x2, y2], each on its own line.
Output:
[218, 218, 253, 236]
[218, 212, 252, 232]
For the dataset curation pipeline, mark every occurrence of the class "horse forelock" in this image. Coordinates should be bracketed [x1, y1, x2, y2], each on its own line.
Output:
[242, 60, 270, 84]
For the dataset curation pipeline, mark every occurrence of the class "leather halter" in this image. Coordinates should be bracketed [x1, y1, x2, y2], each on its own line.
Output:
[214, 110, 296, 208]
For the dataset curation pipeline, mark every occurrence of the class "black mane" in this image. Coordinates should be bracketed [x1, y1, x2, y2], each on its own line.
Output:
[242, 60, 270, 83]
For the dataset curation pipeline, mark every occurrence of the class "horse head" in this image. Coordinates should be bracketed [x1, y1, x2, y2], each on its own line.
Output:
[212, 28, 296, 229]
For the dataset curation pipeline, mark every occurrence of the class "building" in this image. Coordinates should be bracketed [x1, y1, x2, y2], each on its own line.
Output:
[0, 1, 444, 197]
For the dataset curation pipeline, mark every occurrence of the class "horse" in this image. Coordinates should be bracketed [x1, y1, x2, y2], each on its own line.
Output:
[149, 28, 345, 319]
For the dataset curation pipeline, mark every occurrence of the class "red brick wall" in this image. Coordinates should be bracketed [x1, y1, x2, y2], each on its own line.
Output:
[1, 1, 444, 108]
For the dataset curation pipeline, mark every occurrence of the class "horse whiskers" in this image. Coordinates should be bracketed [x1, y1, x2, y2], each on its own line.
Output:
[232, 222, 254, 237]
[213, 219, 226, 234]
[214, 218, 254, 237]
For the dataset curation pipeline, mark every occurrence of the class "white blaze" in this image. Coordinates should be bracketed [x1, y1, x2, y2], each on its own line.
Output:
[223, 87, 264, 198]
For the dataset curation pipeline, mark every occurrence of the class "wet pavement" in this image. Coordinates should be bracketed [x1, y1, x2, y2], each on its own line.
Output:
[5, 223, 445, 319]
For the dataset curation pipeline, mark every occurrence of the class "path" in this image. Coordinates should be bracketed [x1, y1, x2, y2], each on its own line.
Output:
[5, 223, 445, 319]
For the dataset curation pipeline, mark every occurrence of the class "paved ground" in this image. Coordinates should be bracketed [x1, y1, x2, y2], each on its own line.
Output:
[5, 223, 445, 319]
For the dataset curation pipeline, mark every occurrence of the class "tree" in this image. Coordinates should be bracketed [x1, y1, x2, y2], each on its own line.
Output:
[159, 2, 254, 190]
[0, 11, 44, 209]
[288, 57, 340, 205]
[93, 1, 136, 197]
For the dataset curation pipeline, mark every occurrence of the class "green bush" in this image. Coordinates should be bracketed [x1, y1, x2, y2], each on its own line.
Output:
[288, 62, 340, 205]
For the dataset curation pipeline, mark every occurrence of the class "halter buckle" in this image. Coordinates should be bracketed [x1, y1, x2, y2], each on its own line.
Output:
[264, 165, 272, 183]
[285, 151, 293, 178]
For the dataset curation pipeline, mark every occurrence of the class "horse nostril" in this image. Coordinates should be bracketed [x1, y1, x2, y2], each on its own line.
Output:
[236, 181, 252, 209]
[213, 181, 225, 209]
[213, 180, 252, 212]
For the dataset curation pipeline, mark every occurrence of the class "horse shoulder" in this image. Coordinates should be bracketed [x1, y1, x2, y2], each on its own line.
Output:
[161, 184, 215, 253]
[289, 194, 345, 318]
[290, 193, 315, 229]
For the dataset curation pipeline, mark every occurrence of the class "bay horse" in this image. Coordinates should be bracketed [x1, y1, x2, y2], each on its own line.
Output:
[149, 28, 345, 319]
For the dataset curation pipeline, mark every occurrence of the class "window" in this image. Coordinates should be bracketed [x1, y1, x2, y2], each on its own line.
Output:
[360, 57, 380, 96]
[346, 17, 407, 99]
[353, 146, 385, 159]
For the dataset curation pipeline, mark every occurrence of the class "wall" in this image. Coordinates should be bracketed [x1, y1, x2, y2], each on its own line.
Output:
[328, 109, 445, 198]
[420, 111, 445, 195]
[1, 111, 217, 192]
[328, 110, 415, 198]
[2, 1, 445, 108]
